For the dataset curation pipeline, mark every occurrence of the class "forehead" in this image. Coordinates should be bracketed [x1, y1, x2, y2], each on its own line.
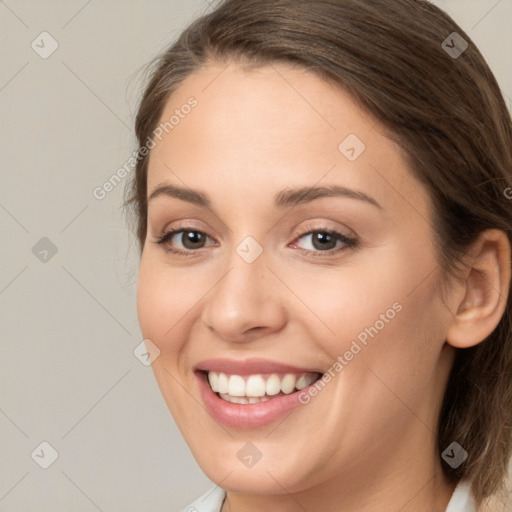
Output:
[153, 60, 378, 155]
[146, 61, 430, 218]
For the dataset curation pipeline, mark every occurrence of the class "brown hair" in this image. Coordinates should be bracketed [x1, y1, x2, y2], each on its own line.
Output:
[125, 0, 512, 506]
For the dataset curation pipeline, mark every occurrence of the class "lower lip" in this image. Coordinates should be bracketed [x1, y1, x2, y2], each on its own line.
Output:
[196, 372, 309, 429]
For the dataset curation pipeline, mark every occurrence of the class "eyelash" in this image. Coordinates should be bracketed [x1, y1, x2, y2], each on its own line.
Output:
[152, 224, 358, 258]
[293, 226, 358, 258]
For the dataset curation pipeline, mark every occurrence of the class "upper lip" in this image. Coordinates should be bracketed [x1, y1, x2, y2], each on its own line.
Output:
[195, 358, 322, 375]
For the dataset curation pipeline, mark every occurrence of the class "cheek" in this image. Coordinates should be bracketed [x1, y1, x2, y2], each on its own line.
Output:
[278, 262, 405, 354]
[281, 240, 447, 385]
[136, 255, 206, 421]
[136, 254, 206, 354]
[136, 260, 167, 344]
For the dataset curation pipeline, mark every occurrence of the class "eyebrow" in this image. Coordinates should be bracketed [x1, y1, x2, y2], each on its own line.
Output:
[274, 185, 382, 210]
[148, 183, 211, 207]
[148, 183, 382, 210]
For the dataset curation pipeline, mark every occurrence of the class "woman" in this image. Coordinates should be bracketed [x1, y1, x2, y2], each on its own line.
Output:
[125, 0, 512, 510]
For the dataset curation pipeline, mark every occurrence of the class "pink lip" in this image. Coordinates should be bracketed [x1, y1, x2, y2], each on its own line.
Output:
[195, 358, 319, 375]
[196, 371, 311, 429]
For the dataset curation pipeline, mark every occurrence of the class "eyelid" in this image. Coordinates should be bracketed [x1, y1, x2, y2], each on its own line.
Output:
[289, 225, 357, 255]
[152, 222, 217, 256]
[293, 220, 357, 239]
[157, 221, 215, 241]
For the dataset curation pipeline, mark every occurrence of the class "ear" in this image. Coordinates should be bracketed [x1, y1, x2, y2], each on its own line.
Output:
[446, 229, 511, 349]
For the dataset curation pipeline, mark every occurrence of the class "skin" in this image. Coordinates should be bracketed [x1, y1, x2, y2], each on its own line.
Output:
[136, 61, 511, 511]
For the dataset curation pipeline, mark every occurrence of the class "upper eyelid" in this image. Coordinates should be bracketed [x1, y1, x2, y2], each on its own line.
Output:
[162, 218, 352, 236]
[161, 225, 347, 238]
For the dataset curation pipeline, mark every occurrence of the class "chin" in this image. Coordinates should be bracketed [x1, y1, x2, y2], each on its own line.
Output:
[187, 437, 319, 496]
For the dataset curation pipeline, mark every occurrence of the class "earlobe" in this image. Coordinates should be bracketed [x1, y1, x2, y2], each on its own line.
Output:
[446, 229, 511, 349]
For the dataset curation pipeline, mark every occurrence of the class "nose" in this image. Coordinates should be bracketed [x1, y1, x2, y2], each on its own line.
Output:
[200, 251, 288, 344]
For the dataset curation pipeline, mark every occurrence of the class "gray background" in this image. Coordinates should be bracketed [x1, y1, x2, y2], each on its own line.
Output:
[0, 1, 511, 510]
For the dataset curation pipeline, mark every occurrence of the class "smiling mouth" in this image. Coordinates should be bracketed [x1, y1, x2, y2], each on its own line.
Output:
[205, 371, 322, 404]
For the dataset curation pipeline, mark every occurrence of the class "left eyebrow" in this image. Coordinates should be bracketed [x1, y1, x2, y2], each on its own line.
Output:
[274, 185, 382, 210]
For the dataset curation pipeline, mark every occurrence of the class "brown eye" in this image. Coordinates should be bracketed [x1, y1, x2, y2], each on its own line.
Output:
[155, 228, 215, 254]
[295, 230, 355, 253]
[310, 232, 337, 251]
[180, 231, 206, 249]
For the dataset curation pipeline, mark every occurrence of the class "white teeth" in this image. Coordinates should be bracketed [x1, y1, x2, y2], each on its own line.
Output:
[219, 393, 271, 404]
[246, 375, 266, 397]
[265, 374, 281, 396]
[280, 374, 296, 394]
[217, 373, 229, 394]
[228, 375, 246, 397]
[208, 372, 219, 392]
[207, 370, 319, 402]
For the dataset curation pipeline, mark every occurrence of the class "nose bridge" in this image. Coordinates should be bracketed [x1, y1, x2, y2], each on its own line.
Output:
[200, 238, 286, 341]
[219, 233, 269, 296]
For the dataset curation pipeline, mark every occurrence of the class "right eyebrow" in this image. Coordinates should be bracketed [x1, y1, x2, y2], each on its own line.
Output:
[147, 183, 211, 208]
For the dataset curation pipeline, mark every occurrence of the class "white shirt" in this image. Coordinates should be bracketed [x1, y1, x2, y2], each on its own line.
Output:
[179, 479, 476, 512]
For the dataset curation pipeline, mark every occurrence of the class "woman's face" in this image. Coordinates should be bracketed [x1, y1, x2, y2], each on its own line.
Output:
[137, 61, 456, 495]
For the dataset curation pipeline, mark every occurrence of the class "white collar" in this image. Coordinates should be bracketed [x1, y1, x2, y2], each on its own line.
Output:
[179, 486, 225, 512]
[445, 480, 477, 512]
[181, 479, 476, 512]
